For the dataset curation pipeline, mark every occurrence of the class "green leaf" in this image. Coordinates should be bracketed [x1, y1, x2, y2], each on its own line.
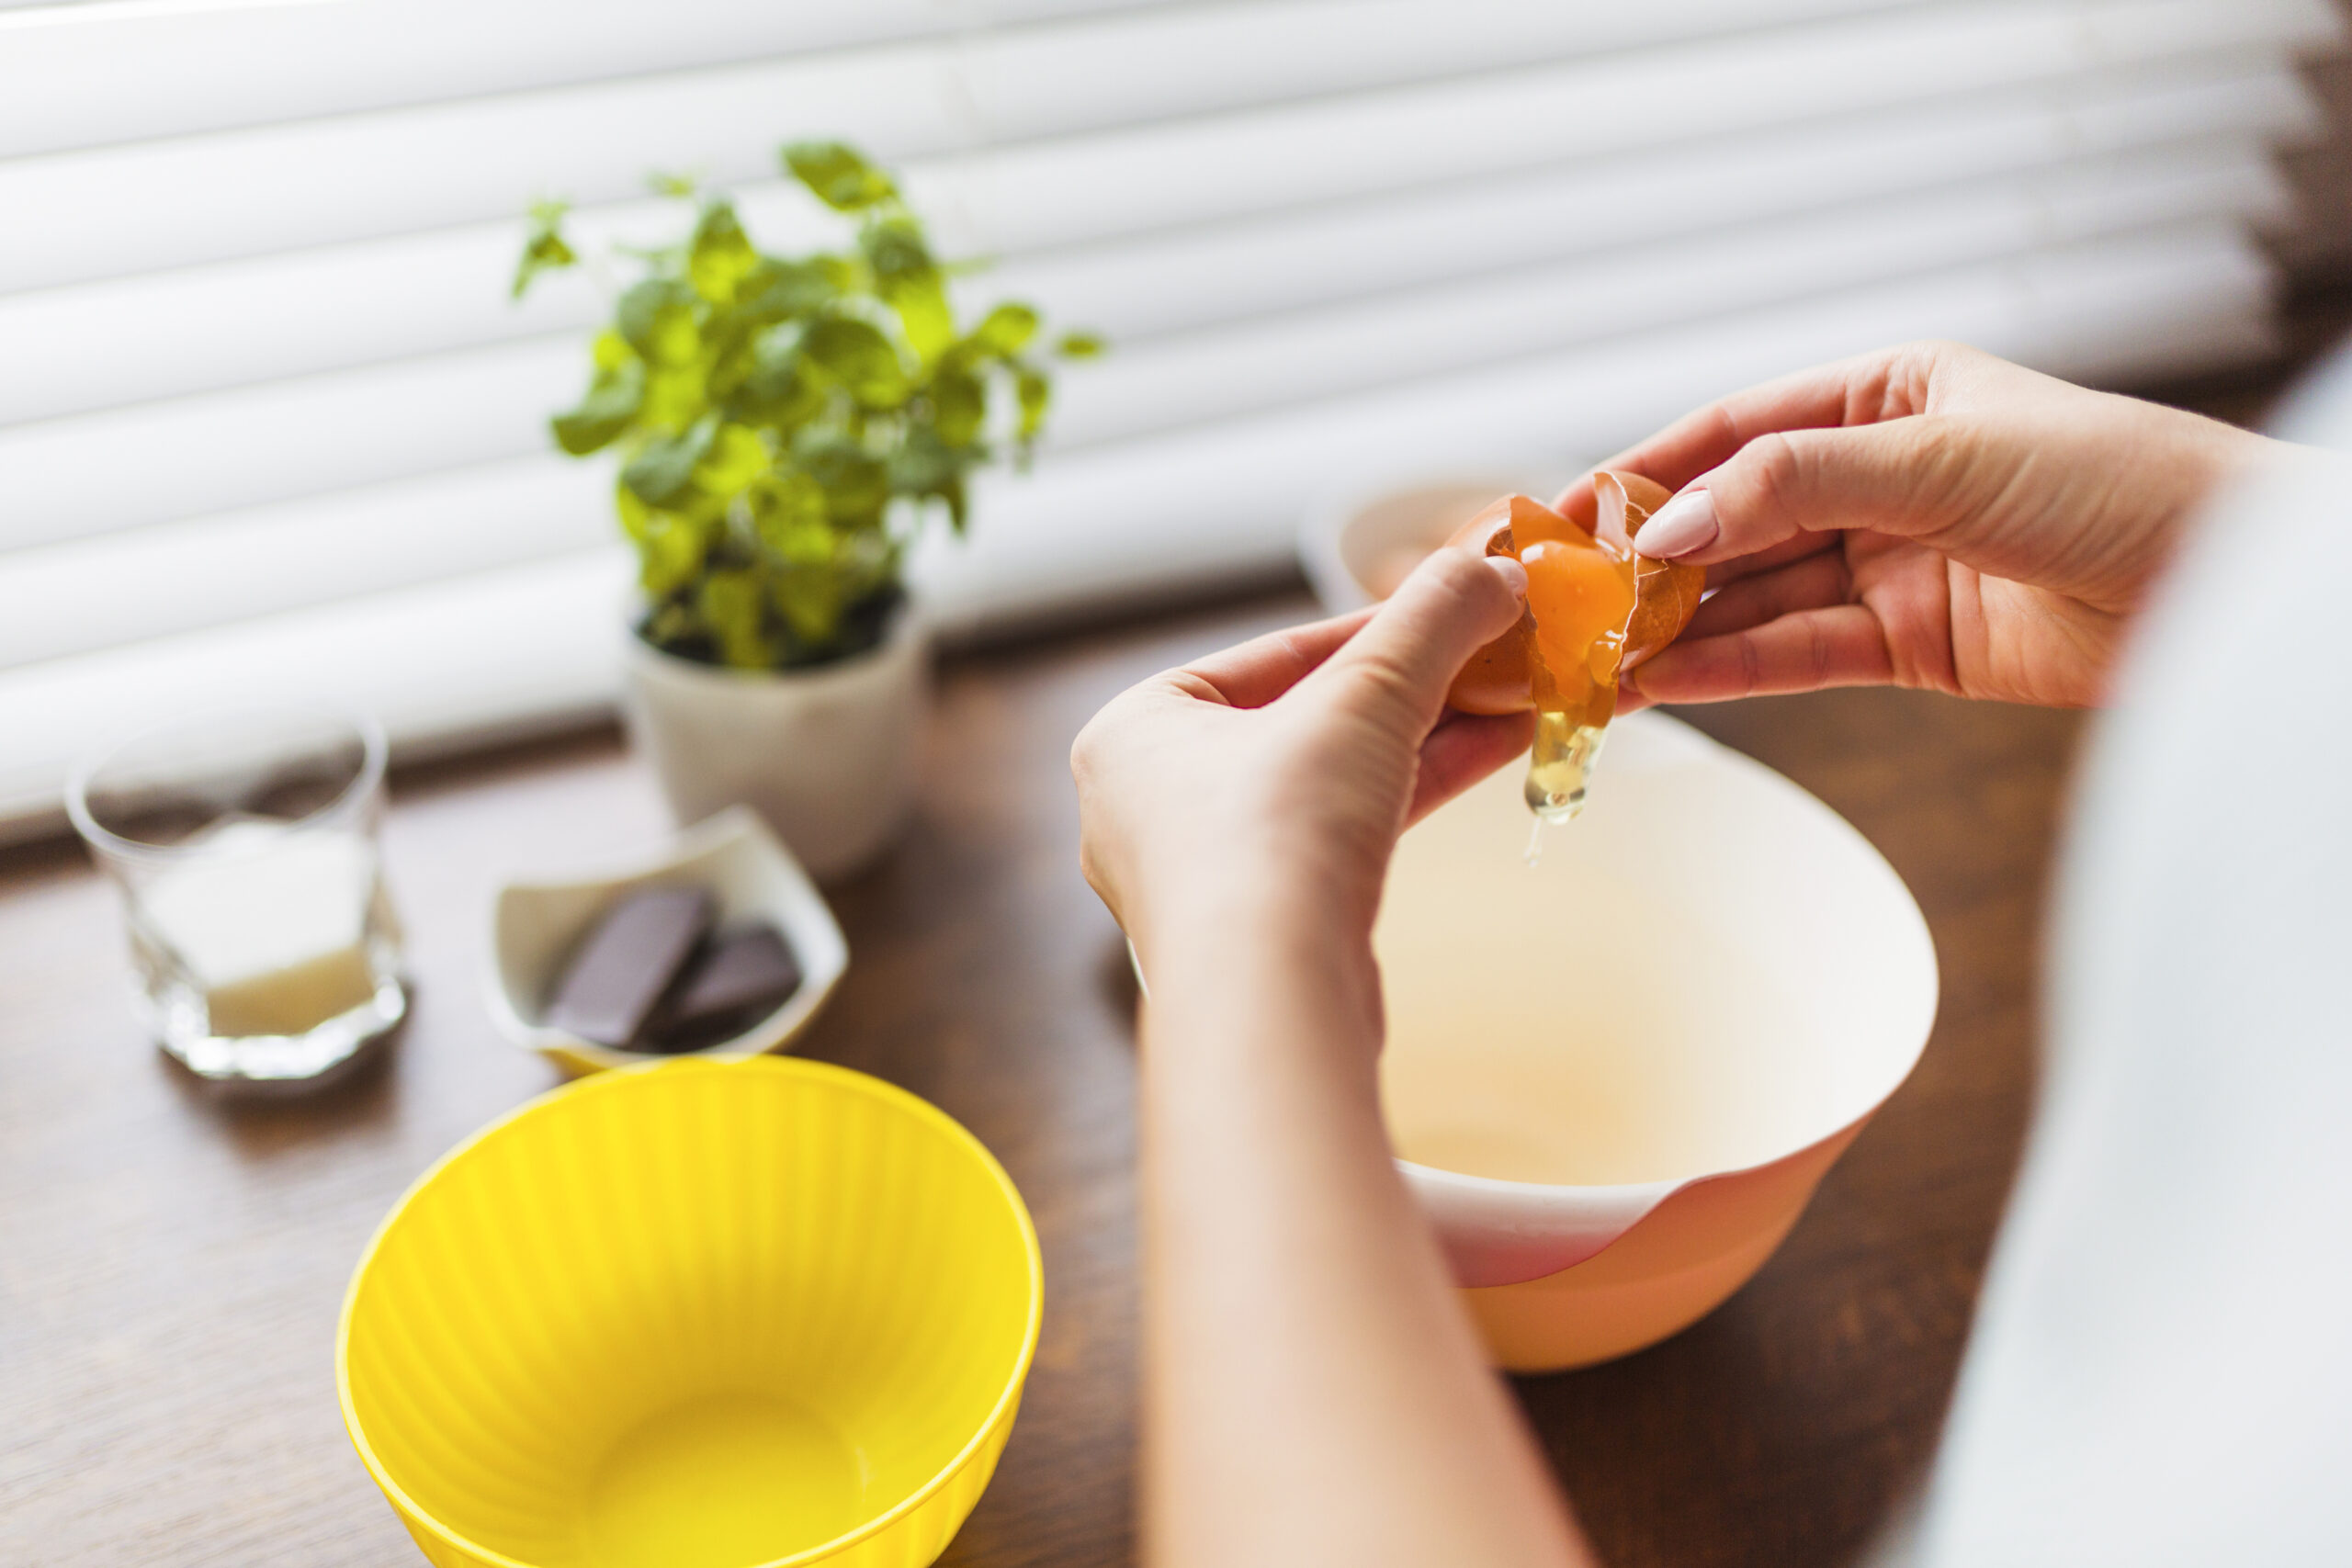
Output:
[859, 216, 933, 285]
[887, 274, 954, 365]
[512, 200, 577, 299]
[735, 258, 839, 325]
[794, 430, 889, 523]
[696, 569, 775, 670]
[733, 331, 825, 429]
[621, 419, 717, 508]
[640, 519, 707, 598]
[782, 141, 899, 211]
[861, 218, 955, 362]
[648, 170, 701, 199]
[616, 279, 700, 367]
[928, 366, 986, 450]
[551, 359, 644, 455]
[970, 303, 1039, 357]
[751, 468, 831, 563]
[798, 316, 909, 409]
[694, 422, 771, 497]
[686, 202, 760, 304]
[888, 427, 974, 533]
[619, 485, 710, 599]
[1014, 365, 1051, 443]
[887, 425, 959, 496]
[592, 329, 635, 372]
[639, 365, 707, 431]
[1055, 330, 1106, 359]
[770, 562, 844, 647]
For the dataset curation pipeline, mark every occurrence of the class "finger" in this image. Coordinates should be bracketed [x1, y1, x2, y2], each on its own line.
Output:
[1544, 486, 1835, 586]
[1679, 550, 1852, 641]
[1302, 547, 1528, 735]
[1630, 605, 1894, 703]
[1696, 530, 1838, 588]
[1405, 711, 1533, 826]
[1173, 606, 1376, 709]
[1559, 343, 1939, 506]
[1631, 415, 1971, 569]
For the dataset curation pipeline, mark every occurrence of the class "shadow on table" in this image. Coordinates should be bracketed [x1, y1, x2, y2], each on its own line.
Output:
[155, 998, 409, 1158]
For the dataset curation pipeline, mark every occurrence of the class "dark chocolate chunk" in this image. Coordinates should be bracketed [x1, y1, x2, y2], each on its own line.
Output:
[644, 923, 802, 1054]
[542, 886, 715, 1048]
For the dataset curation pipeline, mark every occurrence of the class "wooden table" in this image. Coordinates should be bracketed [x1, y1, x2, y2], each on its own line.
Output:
[0, 592, 2082, 1567]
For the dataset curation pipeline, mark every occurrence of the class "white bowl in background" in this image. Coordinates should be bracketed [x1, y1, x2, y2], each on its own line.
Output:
[1297, 468, 1575, 612]
[484, 806, 850, 1076]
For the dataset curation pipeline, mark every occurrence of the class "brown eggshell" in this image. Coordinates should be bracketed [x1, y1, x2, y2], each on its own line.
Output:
[1441, 479, 1704, 712]
[1440, 497, 1544, 716]
[1599, 471, 1706, 670]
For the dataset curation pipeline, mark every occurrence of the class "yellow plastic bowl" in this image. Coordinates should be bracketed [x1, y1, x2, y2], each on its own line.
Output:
[337, 1057, 1042, 1568]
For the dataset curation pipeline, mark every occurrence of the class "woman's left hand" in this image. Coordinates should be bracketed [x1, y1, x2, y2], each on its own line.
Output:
[1072, 547, 1532, 970]
[1074, 544, 1598, 1568]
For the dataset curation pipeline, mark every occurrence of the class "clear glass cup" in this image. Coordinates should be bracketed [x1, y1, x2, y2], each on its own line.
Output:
[66, 705, 407, 1085]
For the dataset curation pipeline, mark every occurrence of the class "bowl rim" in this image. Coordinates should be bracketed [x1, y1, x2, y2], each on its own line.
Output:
[334, 1054, 1045, 1568]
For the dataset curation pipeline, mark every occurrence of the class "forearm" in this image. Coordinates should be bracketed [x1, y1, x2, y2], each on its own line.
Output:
[1136, 892, 1597, 1568]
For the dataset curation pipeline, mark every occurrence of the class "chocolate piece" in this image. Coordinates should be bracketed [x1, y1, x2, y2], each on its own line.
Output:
[542, 887, 715, 1048]
[644, 924, 802, 1054]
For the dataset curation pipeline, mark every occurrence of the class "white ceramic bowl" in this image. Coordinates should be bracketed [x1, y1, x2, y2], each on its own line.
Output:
[1297, 468, 1572, 612]
[485, 807, 850, 1076]
[1376, 712, 1938, 1371]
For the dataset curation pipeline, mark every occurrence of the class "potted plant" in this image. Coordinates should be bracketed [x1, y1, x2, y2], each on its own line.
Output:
[515, 141, 1098, 879]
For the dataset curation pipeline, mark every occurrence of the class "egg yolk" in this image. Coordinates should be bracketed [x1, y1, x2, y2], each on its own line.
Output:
[1517, 529, 1638, 821]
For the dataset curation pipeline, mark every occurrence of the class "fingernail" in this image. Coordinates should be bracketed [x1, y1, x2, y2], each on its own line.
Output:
[1483, 553, 1528, 598]
[1637, 489, 1717, 558]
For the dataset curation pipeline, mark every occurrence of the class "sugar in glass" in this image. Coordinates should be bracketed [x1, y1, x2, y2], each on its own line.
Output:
[66, 706, 406, 1084]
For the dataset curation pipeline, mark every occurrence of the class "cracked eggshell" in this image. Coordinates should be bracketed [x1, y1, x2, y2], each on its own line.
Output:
[1442, 478, 1703, 715]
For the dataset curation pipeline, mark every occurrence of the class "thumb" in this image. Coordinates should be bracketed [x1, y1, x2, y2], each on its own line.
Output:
[1301, 546, 1528, 734]
[1632, 415, 1974, 565]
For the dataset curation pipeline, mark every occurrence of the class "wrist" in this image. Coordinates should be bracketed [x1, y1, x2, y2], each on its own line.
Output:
[1129, 860, 1371, 976]
[1129, 871, 1383, 1048]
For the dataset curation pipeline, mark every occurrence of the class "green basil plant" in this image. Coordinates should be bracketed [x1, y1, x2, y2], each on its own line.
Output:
[515, 141, 1101, 671]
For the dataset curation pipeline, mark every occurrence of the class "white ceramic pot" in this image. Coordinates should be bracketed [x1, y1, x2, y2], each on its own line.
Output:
[621, 607, 928, 882]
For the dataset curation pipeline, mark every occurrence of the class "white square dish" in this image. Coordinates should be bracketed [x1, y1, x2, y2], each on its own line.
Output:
[484, 807, 849, 1075]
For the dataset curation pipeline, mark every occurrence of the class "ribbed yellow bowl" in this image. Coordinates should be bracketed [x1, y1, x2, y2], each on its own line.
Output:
[337, 1056, 1041, 1568]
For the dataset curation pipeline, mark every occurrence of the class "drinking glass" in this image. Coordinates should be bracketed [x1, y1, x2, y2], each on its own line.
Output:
[66, 706, 406, 1084]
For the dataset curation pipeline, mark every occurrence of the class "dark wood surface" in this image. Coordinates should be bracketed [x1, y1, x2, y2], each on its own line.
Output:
[0, 590, 2085, 1568]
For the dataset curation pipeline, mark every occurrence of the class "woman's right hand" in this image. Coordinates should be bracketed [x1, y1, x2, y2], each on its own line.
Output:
[1574, 340, 2279, 708]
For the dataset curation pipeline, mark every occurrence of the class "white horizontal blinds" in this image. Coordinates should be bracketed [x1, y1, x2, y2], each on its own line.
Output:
[6, 62, 2307, 433]
[0, 0, 2339, 831]
[0, 0, 1169, 158]
[0, 0, 1938, 293]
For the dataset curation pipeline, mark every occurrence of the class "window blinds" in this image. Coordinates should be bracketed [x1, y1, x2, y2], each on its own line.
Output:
[0, 0, 2338, 833]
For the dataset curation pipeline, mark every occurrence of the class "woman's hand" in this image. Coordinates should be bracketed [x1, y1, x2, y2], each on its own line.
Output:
[1573, 339, 2278, 707]
[1073, 546, 1531, 974]
[1074, 546, 1595, 1568]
